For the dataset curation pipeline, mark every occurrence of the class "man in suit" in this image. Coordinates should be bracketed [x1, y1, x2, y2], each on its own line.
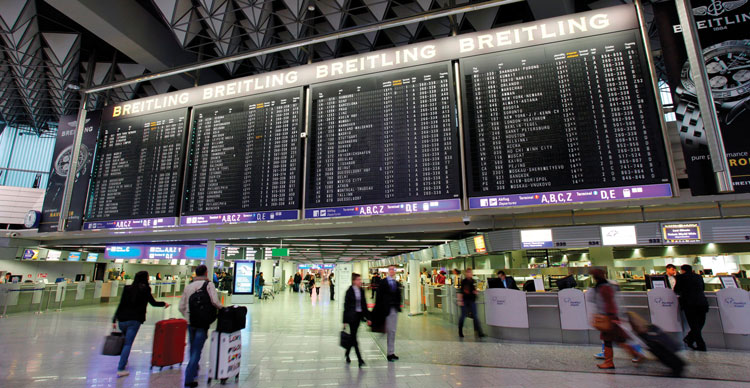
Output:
[343, 273, 370, 367]
[665, 264, 678, 289]
[293, 272, 302, 293]
[374, 265, 401, 361]
[497, 271, 519, 290]
[674, 264, 709, 351]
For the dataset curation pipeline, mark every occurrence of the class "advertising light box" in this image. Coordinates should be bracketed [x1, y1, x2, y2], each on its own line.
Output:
[86, 252, 99, 262]
[474, 235, 487, 253]
[601, 225, 637, 246]
[105, 245, 222, 261]
[233, 260, 256, 295]
[662, 223, 701, 244]
[68, 252, 81, 261]
[46, 250, 61, 261]
[22, 249, 39, 260]
[521, 229, 554, 248]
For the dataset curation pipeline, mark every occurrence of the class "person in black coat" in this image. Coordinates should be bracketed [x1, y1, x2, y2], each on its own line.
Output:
[112, 271, 169, 376]
[674, 264, 709, 351]
[372, 266, 402, 361]
[370, 273, 381, 299]
[497, 271, 519, 290]
[293, 272, 302, 292]
[343, 273, 370, 367]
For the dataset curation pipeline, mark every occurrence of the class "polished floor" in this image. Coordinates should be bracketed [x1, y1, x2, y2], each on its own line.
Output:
[0, 289, 749, 387]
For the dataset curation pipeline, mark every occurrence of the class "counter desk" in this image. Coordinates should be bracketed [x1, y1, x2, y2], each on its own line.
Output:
[434, 288, 750, 351]
[0, 281, 126, 315]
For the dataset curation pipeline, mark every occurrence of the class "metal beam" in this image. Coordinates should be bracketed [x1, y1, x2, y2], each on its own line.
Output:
[83, 0, 524, 94]
[44, 0, 223, 90]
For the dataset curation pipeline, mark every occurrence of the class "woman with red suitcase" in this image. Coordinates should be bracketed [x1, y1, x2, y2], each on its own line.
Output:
[112, 271, 170, 377]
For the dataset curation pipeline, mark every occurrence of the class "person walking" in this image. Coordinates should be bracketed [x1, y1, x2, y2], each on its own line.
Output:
[256, 272, 265, 299]
[674, 264, 709, 351]
[330, 272, 335, 301]
[294, 272, 302, 293]
[112, 271, 169, 377]
[374, 265, 401, 361]
[308, 274, 316, 298]
[590, 269, 643, 369]
[179, 265, 223, 387]
[457, 268, 485, 338]
[343, 273, 371, 367]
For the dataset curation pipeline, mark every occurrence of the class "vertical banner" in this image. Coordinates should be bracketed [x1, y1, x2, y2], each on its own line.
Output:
[38, 111, 102, 232]
[653, 2, 750, 194]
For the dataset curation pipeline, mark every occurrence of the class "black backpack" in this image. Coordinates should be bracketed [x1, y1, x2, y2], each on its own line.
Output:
[188, 281, 217, 328]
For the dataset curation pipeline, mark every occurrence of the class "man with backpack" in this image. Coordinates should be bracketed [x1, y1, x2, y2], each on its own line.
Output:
[179, 265, 223, 387]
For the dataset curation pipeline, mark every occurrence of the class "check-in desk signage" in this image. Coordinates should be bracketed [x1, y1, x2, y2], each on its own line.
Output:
[661, 223, 701, 244]
[521, 229, 553, 248]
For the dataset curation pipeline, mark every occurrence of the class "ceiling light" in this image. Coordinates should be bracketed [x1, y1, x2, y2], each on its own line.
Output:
[66, 83, 81, 90]
[308, 4, 316, 11]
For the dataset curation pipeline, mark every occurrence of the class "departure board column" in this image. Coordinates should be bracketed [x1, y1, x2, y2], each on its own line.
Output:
[305, 62, 461, 219]
[84, 109, 187, 230]
[463, 30, 672, 209]
[181, 89, 302, 225]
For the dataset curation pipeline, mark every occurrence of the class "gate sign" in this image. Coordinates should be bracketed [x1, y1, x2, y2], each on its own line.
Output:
[662, 223, 701, 243]
[558, 288, 588, 330]
[717, 288, 750, 335]
[484, 288, 528, 328]
[647, 288, 682, 332]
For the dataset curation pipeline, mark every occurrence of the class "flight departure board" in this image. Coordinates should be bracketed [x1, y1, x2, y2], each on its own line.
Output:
[85, 109, 188, 222]
[305, 62, 462, 219]
[462, 30, 672, 209]
[181, 89, 302, 225]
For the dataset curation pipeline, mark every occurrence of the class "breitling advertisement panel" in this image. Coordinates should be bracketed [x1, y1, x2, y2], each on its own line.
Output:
[654, 0, 750, 195]
[38, 111, 102, 232]
[101, 4, 639, 120]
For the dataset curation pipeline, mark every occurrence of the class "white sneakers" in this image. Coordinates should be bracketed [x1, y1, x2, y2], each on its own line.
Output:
[116, 370, 130, 377]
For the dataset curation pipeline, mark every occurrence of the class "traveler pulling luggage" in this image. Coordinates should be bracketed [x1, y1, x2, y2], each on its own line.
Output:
[151, 318, 188, 370]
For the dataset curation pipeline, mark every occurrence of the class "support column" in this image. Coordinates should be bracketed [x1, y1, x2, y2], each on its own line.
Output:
[58, 95, 87, 231]
[408, 258, 421, 316]
[206, 240, 215, 278]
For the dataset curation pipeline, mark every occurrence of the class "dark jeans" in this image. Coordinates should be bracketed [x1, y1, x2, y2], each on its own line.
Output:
[684, 307, 707, 350]
[331, 285, 335, 300]
[458, 299, 483, 336]
[117, 320, 141, 371]
[345, 317, 363, 361]
[185, 326, 208, 384]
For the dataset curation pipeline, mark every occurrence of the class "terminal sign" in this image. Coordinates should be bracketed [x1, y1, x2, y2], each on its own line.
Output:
[662, 223, 701, 244]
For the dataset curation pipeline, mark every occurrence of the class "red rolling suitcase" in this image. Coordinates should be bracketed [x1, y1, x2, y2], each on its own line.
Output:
[151, 318, 188, 370]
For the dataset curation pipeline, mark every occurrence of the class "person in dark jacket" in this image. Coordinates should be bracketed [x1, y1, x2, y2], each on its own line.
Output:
[373, 266, 401, 361]
[674, 264, 709, 351]
[343, 273, 371, 367]
[370, 273, 380, 299]
[329, 272, 335, 301]
[497, 271, 519, 290]
[112, 271, 169, 377]
[294, 272, 302, 292]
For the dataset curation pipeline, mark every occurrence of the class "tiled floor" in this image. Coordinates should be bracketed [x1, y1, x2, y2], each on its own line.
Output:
[0, 289, 749, 387]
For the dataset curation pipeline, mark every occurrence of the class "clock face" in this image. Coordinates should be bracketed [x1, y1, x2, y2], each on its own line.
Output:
[24, 210, 39, 228]
[681, 41, 750, 100]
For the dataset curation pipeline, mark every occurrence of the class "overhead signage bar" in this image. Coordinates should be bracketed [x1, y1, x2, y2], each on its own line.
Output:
[521, 229, 554, 248]
[662, 223, 701, 244]
[83, 217, 178, 231]
[104, 245, 222, 260]
[103, 6, 639, 119]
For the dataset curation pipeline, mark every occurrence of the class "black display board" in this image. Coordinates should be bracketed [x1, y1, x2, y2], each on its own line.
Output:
[305, 62, 461, 217]
[462, 30, 672, 208]
[39, 111, 101, 232]
[85, 109, 188, 221]
[182, 88, 303, 215]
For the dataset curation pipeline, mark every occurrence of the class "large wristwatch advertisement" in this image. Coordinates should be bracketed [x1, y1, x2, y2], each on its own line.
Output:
[654, 1, 750, 195]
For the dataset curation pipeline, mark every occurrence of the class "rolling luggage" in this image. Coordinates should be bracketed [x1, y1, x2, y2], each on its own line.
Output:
[208, 330, 242, 384]
[627, 312, 685, 377]
[216, 305, 247, 333]
[151, 318, 188, 370]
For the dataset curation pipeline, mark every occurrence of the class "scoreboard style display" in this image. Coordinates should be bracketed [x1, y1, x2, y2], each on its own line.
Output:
[462, 30, 672, 209]
[84, 109, 187, 229]
[181, 88, 303, 225]
[305, 62, 462, 219]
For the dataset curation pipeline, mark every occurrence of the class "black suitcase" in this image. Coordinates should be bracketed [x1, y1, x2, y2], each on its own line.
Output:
[639, 324, 685, 377]
[216, 305, 247, 333]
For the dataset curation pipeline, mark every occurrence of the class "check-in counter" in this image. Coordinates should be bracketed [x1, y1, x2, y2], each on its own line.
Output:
[440, 288, 750, 350]
[425, 285, 446, 314]
[0, 281, 126, 315]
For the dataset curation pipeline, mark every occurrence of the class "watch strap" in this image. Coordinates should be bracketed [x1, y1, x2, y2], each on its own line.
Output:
[675, 100, 707, 148]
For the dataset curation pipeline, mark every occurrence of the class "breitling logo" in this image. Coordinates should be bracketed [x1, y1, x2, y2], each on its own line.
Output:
[694, 0, 748, 17]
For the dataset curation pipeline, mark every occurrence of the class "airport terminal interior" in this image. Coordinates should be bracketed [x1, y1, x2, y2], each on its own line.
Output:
[2, 0, 750, 387]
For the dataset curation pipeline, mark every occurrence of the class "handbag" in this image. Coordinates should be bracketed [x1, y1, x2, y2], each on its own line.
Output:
[102, 331, 125, 356]
[340, 324, 354, 349]
[591, 314, 612, 332]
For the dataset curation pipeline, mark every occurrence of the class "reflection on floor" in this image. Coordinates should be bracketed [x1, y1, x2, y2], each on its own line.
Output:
[0, 290, 748, 387]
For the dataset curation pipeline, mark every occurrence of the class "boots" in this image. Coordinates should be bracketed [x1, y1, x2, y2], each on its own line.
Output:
[596, 346, 615, 369]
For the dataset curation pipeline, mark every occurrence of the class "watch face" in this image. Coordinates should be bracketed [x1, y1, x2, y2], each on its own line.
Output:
[24, 210, 38, 228]
[681, 40, 750, 100]
[53, 144, 90, 177]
